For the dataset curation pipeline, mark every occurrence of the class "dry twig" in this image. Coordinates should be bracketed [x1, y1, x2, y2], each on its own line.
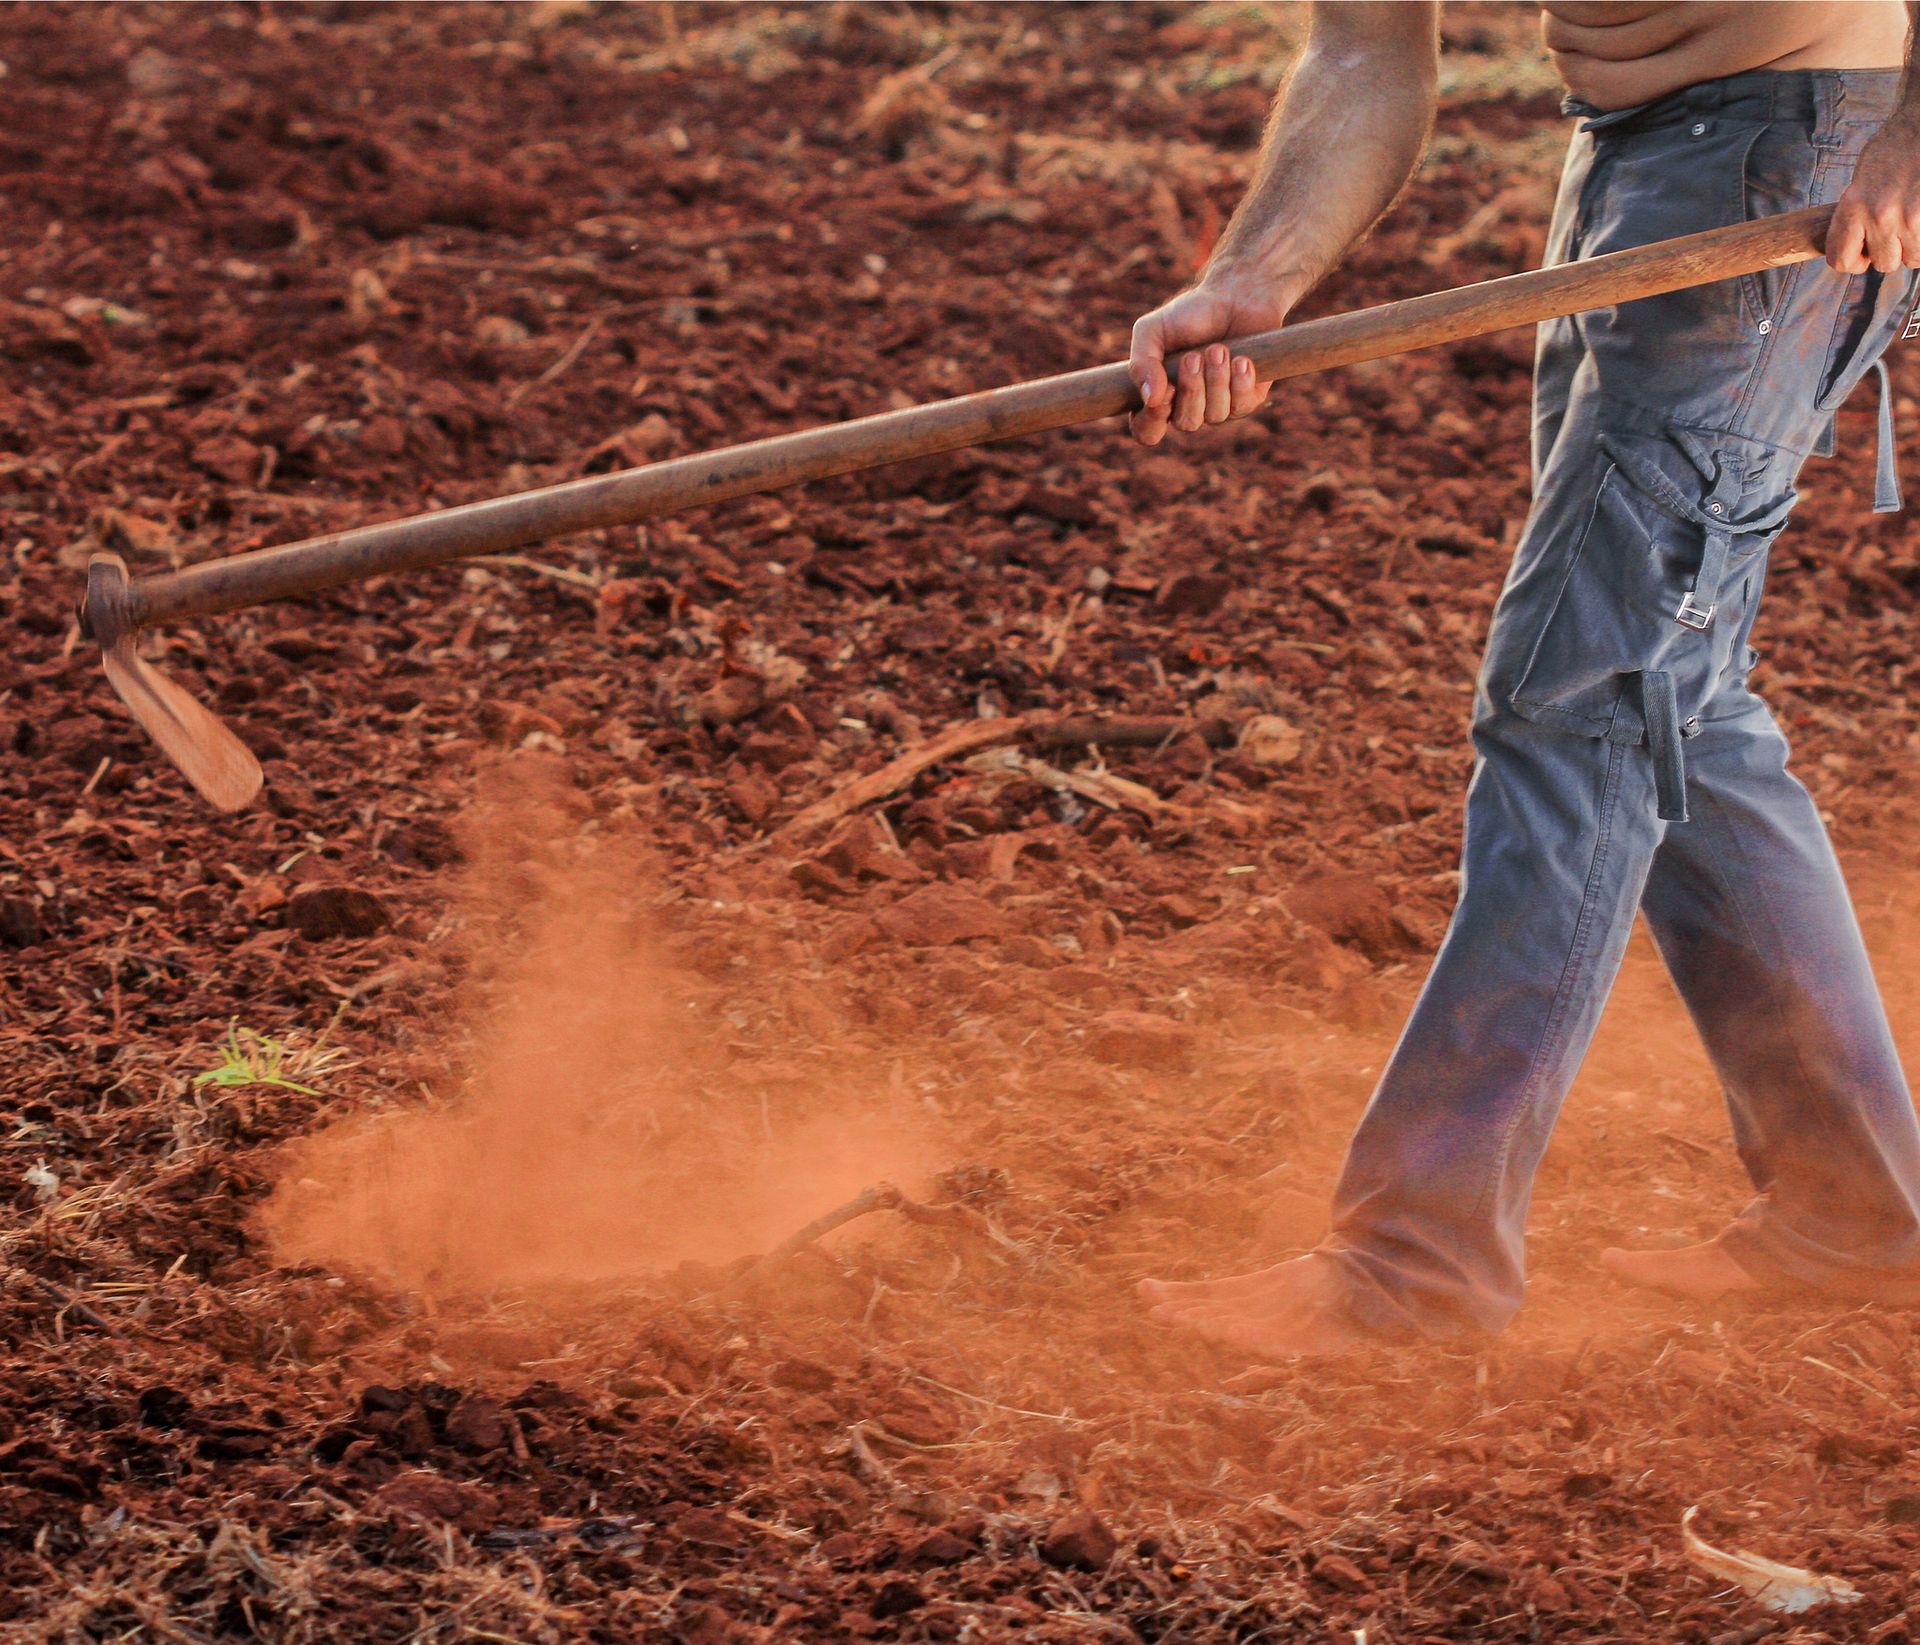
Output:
[779, 714, 1040, 838]
[480, 553, 602, 590]
[745, 1181, 985, 1277]
[968, 747, 1173, 817]
[23, 1271, 121, 1335]
[505, 316, 605, 407]
[778, 711, 1238, 839]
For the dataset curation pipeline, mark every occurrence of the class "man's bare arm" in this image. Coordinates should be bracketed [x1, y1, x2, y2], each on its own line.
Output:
[1829, 2, 1920, 274]
[1128, 2, 1439, 447]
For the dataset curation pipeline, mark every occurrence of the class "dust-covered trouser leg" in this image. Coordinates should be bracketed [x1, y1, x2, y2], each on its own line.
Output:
[1321, 69, 1920, 1339]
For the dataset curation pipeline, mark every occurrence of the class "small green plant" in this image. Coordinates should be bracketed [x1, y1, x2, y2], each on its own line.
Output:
[194, 1018, 351, 1096]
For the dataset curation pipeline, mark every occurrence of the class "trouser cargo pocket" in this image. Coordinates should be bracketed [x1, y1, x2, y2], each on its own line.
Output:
[1501, 421, 1796, 821]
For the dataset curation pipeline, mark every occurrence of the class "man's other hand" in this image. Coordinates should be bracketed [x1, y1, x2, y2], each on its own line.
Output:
[1829, 115, 1920, 274]
[1127, 283, 1295, 446]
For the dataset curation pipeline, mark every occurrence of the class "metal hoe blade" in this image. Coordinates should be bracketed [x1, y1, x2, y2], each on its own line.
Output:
[85, 554, 262, 812]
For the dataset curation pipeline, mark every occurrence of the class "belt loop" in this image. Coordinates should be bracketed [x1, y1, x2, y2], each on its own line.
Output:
[1872, 358, 1903, 513]
[1643, 671, 1688, 823]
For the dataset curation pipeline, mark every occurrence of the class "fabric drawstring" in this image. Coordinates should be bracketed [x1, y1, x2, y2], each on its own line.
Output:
[1815, 360, 1902, 511]
[1642, 671, 1688, 822]
[1872, 358, 1903, 513]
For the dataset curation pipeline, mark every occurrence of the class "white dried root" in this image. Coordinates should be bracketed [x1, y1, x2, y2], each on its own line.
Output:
[1680, 1505, 1862, 1615]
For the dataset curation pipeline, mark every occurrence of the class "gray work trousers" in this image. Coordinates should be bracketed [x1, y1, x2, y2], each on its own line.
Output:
[1324, 69, 1920, 1337]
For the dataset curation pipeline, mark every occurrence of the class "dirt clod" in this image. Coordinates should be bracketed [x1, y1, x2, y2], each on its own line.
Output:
[1084, 1009, 1194, 1069]
[1157, 571, 1234, 617]
[906, 1528, 977, 1568]
[444, 1395, 509, 1454]
[872, 884, 1008, 948]
[1285, 871, 1411, 963]
[1039, 1509, 1118, 1571]
[375, 1471, 499, 1533]
[0, 896, 43, 948]
[284, 883, 393, 940]
[694, 673, 769, 728]
[1311, 1552, 1369, 1592]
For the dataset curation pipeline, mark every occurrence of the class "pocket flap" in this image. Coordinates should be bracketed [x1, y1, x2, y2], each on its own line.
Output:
[1598, 426, 1796, 538]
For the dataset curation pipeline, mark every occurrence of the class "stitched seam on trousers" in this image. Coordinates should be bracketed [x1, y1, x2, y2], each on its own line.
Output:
[1736, 253, 1802, 433]
[1734, 144, 1827, 435]
[1510, 696, 1617, 733]
[1508, 467, 1622, 731]
[1681, 773, 1855, 1209]
[1734, 123, 1779, 334]
[1468, 737, 1627, 1229]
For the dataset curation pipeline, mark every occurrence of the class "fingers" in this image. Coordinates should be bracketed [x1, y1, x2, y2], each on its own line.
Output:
[1172, 349, 1206, 433]
[1829, 187, 1920, 275]
[1866, 206, 1908, 274]
[1127, 312, 1173, 446]
[1827, 198, 1872, 275]
[1229, 354, 1269, 417]
[1202, 344, 1233, 423]
[1128, 354, 1173, 446]
[1126, 288, 1275, 443]
[1169, 346, 1264, 433]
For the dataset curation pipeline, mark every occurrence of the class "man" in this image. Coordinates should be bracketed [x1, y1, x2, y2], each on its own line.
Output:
[1132, 2, 1920, 1357]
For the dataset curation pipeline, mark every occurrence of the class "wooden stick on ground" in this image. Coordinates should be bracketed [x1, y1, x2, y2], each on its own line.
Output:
[777, 711, 1239, 840]
[734, 1181, 991, 1288]
[27, 1273, 120, 1335]
[967, 747, 1173, 816]
[779, 715, 1041, 839]
[1026, 713, 1234, 751]
[505, 316, 605, 407]
[480, 553, 602, 590]
[760, 1182, 909, 1263]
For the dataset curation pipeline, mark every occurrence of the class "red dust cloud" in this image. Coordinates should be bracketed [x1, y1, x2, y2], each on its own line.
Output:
[262, 782, 938, 1299]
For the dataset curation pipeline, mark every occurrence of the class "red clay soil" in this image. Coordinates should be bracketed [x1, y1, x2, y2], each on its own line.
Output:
[7, 4, 1920, 1640]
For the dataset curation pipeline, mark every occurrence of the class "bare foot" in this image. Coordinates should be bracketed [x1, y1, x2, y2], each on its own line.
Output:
[1598, 1239, 1760, 1302]
[1136, 1253, 1378, 1360]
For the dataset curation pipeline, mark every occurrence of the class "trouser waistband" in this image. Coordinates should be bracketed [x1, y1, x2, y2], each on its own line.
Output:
[1563, 67, 1905, 136]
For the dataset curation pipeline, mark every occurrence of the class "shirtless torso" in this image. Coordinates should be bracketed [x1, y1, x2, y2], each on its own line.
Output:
[1543, 1, 1909, 107]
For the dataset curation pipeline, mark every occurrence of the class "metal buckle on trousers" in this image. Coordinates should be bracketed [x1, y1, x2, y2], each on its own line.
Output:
[1675, 591, 1715, 629]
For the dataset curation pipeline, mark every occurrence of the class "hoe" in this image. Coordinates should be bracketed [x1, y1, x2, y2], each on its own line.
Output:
[79, 205, 1840, 810]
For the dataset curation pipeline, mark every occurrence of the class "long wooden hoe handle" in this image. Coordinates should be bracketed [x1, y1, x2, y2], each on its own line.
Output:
[84, 204, 1834, 809]
[118, 204, 1833, 630]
